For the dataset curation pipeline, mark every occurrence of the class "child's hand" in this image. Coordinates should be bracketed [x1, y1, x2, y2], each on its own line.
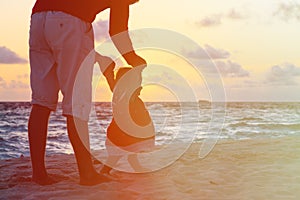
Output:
[95, 53, 116, 92]
[95, 53, 115, 74]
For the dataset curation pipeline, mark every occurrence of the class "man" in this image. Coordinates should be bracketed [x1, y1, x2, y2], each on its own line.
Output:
[28, 0, 146, 185]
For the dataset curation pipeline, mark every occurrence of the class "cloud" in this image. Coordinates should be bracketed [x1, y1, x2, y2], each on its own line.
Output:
[229, 63, 300, 88]
[93, 19, 110, 42]
[0, 77, 6, 88]
[227, 9, 246, 20]
[196, 8, 246, 28]
[196, 14, 222, 27]
[182, 45, 248, 78]
[17, 74, 29, 79]
[7, 80, 28, 89]
[242, 80, 262, 87]
[183, 45, 230, 60]
[266, 63, 300, 85]
[0, 76, 29, 89]
[204, 45, 231, 59]
[0, 46, 28, 64]
[215, 60, 250, 77]
[274, 2, 300, 22]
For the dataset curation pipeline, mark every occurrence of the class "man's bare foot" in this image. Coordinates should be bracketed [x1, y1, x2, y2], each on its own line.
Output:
[79, 172, 112, 186]
[32, 174, 59, 186]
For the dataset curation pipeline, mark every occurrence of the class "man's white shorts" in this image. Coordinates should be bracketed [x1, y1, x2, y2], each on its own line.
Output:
[29, 11, 94, 121]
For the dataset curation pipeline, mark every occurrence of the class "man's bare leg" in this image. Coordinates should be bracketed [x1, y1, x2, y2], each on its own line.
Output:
[66, 116, 111, 185]
[28, 104, 56, 185]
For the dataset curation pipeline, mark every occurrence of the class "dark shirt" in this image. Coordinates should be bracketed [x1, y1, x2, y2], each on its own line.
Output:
[32, 0, 109, 23]
[107, 97, 155, 147]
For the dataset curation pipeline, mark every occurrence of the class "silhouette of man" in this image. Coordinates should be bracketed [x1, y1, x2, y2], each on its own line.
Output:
[28, 0, 146, 185]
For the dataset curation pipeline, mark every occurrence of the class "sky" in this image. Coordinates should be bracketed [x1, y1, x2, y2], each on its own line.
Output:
[0, 0, 299, 102]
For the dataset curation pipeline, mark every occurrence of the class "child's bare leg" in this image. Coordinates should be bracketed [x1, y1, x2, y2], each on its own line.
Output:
[101, 155, 121, 174]
[128, 154, 149, 173]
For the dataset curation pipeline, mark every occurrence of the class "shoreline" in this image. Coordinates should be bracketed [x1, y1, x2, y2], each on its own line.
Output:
[1, 136, 300, 199]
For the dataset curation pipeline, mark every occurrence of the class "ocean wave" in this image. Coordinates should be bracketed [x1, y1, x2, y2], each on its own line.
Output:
[1, 102, 300, 159]
[0, 124, 27, 133]
[228, 122, 300, 132]
[258, 123, 300, 131]
[48, 134, 66, 141]
[238, 117, 263, 121]
[146, 103, 165, 110]
[229, 122, 250, 128]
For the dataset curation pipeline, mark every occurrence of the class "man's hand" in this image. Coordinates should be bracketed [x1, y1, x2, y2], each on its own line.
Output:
[123, 51, 147, 68]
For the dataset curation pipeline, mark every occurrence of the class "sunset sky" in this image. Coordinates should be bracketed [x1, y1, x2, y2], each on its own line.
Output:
[0, 0, 299, 102]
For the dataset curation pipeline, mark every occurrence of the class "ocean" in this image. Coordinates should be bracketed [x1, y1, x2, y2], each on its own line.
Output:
[0, 102, 300, 160]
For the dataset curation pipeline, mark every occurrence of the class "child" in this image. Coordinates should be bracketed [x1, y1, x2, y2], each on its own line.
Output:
[101, 67, 155, 174]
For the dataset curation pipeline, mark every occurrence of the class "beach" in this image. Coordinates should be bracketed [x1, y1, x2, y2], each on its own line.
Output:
[1, 0, 300, 198]
[1, 136, 300, 200]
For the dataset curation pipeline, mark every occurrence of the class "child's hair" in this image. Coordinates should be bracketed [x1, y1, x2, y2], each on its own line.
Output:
[115, 67, 143, 98]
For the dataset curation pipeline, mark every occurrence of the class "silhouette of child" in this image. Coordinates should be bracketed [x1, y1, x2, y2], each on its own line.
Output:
[100, 67, 155, 174]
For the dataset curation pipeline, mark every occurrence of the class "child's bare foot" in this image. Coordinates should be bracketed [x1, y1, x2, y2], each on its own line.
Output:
[79, 172, 112, 186]
[100, 165, 112, 175]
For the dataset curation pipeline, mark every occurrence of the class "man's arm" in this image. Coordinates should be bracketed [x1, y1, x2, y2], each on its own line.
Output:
[109, 0, 146, 68]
